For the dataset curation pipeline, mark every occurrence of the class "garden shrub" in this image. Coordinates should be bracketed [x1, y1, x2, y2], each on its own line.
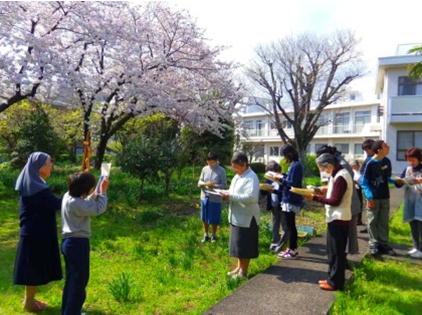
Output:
[250, 162, 266, 174]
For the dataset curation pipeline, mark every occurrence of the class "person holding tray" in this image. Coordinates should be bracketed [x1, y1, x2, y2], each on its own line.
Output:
[277, 145, 304, 259]
[221, 152, 260, 279]
[197, 152, 227, 243]
[262, 161, 287, 252]
[304, 153, 353, 291]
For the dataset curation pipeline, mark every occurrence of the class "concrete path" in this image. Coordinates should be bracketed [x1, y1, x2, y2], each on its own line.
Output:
[205, 189, 404, 315]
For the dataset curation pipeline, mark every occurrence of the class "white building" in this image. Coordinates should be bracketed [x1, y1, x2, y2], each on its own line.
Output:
[236, 96, 382, 163]
[376, 45, 422, 174]
[236, 45, 422, 174]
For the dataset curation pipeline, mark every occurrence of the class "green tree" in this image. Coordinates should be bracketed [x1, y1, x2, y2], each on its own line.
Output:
[180, 121, 235, 167]
[12, 105, 64, 167]
[116, 114, 182, 197]
[117, 136, 161, 197]
[409, 46, 422, 79]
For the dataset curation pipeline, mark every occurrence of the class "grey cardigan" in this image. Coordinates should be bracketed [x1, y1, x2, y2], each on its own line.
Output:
[61, 192, 108, 238]
[198, 164, 227, 203]
[228, 168, 260, 228]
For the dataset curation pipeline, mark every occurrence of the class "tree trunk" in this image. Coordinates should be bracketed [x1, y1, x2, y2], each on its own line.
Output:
[164, 171, 172, 195]
[94, 133, 110, 169]
[138, 179, 145, 201]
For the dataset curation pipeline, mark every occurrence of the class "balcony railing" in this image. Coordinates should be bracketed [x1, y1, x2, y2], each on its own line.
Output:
[390, 96, 422, 123]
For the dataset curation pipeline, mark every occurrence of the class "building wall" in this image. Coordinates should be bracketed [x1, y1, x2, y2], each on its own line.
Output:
[382, 68, 422, 174]
[237, 102, 381, 164]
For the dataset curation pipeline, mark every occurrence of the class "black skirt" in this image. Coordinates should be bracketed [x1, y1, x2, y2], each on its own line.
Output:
[14, 235, 62, 286]
[229, 217, 259, 259]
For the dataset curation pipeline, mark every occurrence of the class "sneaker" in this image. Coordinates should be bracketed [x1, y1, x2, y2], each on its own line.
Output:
[210, 235, 217, 243]
[379, 245, 397, 256]
[201, 235, 210, 243]
[269, 243, 278, 251]
[370, 247, 380, 257]
[277, 248, 290, 258]
[279, 249, 298, 259]
[410, 250, 422, 259]
[408, 248, 418, 255]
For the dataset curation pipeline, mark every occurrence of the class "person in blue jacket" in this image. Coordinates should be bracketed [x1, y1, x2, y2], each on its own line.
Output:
[278, 145, 304, 259]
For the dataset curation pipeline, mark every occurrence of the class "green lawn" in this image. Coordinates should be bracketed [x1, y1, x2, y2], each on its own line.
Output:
[331, 206, 422, 315]
[0, 165, 325, 315]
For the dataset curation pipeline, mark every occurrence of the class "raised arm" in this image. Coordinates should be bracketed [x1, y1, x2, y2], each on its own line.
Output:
[74, 195, 108, 216]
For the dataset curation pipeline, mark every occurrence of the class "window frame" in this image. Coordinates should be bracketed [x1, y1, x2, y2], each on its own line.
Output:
[397, 130, 422, 161]
[397, 76, 422, 96]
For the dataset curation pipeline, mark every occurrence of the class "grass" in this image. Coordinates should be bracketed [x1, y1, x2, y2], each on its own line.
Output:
[331, 206, 422, 315]
[0, 164, 325, 315]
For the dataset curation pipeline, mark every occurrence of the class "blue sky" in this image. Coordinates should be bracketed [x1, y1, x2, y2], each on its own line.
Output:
[138, 0, 422, 99]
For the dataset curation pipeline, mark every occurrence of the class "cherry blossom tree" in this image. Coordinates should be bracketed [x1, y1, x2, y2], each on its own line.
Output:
[0, 1, 80, 112]
[1, 2, 240, 168]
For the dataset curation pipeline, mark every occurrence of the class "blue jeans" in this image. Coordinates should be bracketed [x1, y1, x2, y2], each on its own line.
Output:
[61, 237, 90, 315]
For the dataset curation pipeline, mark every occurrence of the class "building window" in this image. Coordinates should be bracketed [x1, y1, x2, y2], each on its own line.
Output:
[397, 131, 422, 160]
[256, 120, 263, 137]
[354, 111, 371, 133]
[334, 143, 350, 155]
[317, 113, 330, 135]
[334, 112, 350, 134]
[270, 146, 280, 156]
[253, 145, 265, 161]
[244, 120, 255, 137]
[398, 76, 422, 96]
[354, 143, 364, 157]
[281, 118, 292, 129]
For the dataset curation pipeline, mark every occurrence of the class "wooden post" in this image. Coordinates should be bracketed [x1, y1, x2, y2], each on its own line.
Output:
[82, 130, 92, 172]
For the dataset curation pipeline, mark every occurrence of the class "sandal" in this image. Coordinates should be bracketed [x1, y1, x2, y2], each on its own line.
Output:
[25, 300, 48, 313]
[319, 282, 336, 291]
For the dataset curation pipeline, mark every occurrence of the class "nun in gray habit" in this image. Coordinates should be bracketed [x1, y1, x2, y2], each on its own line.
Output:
[13, 152, 62, 312]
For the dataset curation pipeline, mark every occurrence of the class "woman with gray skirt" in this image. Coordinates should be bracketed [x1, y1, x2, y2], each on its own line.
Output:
[221, 152, 260, 279]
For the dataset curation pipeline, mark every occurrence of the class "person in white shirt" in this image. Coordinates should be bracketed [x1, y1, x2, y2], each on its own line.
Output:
[221, 152, 260, 279]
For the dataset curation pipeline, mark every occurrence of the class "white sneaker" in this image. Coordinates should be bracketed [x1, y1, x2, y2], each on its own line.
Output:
[269, 243, 278, 251]
[408, 248, 418, 255]
[410, 250, 422, 259]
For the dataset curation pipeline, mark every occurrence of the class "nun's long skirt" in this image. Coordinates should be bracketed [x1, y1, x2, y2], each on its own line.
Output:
[229, 217, 259, 259]
[14, 235, 62, 285]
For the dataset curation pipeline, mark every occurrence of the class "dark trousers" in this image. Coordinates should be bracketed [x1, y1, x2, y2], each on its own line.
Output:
[356, 187, 364, 224]
[61, 238, 90, 315]
[326, 222, 350, 290]
[271, 205, 287, 243]
[410, 220, 422, 251]
[281, 211, 297, 250]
